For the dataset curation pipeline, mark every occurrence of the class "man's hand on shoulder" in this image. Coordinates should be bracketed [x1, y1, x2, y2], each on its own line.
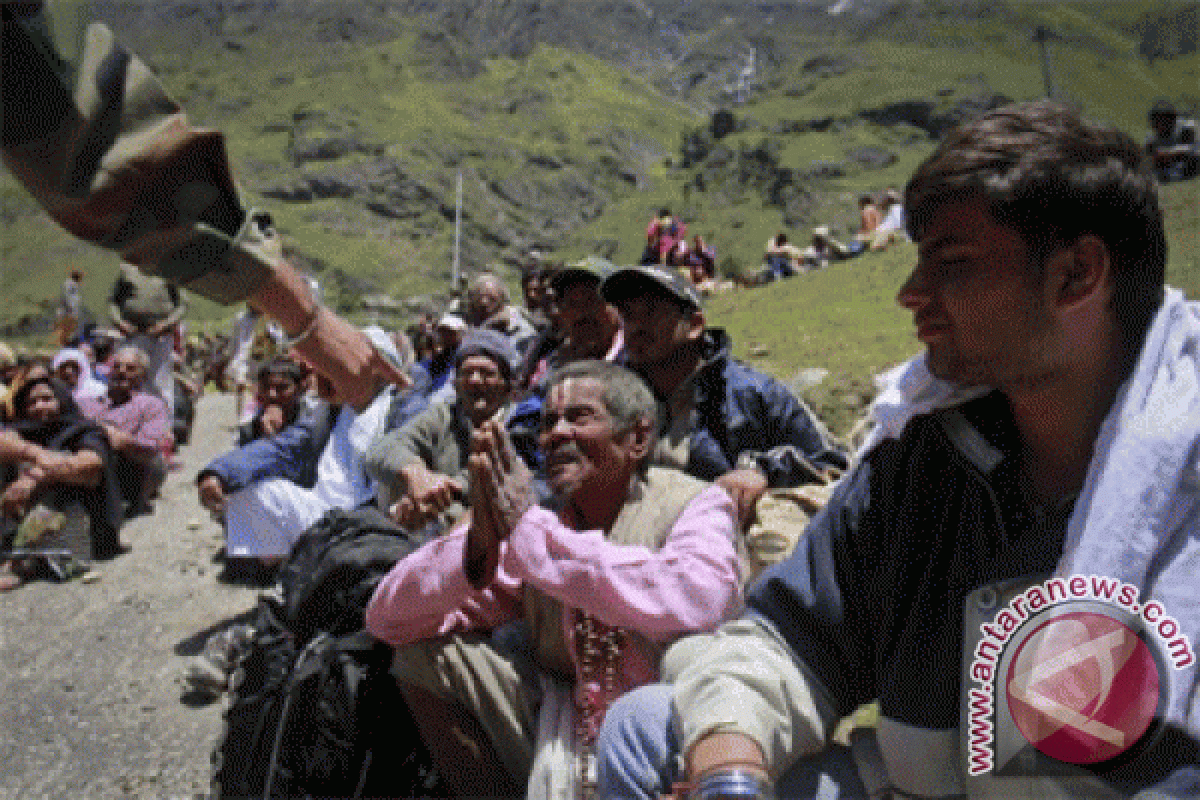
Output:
[716, 468, 769, 530]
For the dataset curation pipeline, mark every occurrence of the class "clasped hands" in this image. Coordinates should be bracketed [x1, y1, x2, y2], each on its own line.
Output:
[463, 419, 536, 588]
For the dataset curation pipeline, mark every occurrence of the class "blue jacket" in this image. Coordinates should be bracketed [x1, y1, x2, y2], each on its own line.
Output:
[200, 400, 339, 493]
[655, 328, 848, 486]
[201, 383, 428, 495]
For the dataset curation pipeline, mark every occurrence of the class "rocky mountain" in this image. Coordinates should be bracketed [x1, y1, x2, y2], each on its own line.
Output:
[2, 0, 1194, 328]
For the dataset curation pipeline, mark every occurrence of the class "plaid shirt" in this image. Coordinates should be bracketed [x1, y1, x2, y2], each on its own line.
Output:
[79, 391, 174, 454]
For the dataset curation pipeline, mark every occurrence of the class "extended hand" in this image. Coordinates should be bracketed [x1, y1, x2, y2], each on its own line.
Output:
[390, 466, 464, 530]
[292, 311, 411, 412]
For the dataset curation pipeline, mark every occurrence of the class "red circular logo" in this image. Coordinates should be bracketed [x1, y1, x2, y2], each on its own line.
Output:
[1006, 611, 1160, 765]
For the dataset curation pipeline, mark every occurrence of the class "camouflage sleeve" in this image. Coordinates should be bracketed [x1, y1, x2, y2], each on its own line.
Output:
[1, 4, 276, 304]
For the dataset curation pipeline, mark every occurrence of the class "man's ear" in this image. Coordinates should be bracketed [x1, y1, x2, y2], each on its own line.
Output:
[685, 310, 706, 342]
[623, 415, 655, 462]
[1051, 234, 1110, 309]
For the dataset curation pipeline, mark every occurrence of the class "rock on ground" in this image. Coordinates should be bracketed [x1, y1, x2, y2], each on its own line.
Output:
[0, 391, 261, 800]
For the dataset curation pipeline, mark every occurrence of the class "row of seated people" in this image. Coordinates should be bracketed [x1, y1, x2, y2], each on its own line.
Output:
[193, 261, 850, 794]
[761, 188, 910, 282]
[0, 345, 174, 590]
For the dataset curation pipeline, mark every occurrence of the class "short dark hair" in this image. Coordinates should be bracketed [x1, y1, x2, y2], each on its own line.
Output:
[257, 356, 305, 385]
[905, 99, 1166, 351]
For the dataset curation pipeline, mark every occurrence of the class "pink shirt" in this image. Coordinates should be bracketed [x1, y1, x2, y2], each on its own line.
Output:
[365, 484, 740, 698]
[79, 391, 174, 454]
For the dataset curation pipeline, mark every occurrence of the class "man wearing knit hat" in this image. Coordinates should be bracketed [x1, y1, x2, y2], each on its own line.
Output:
[366, 328, 536, 533]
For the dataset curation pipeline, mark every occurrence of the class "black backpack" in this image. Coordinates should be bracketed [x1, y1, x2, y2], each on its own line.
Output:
[211, 509, 446, 799]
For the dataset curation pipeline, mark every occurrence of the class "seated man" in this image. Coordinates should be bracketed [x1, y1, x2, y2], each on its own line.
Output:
[870, 187, 909, 251]
[196, 327, 402, 565]
[855, 192, 883, 243]
[597, 100, 1200, 800]
[600, 265, 848, 529]
[365, 329, 533, 532]
[78, 345, 173, 516]
[235, 356, 310, 445]
[763, 233, 804, 280]
[465, 273, 539, 355]
[1145, 100, 1199, 183]
[523, 262, 623, 391]
[364, 360, 741, 797]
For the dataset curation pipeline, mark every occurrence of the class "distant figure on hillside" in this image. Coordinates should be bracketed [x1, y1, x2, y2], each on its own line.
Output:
[226, 307, 261, 423]
[643, 208, 685, 266]
[1146, 100, 1199, 183]
[55, 270, 86, 348]
[763, 233, 805, 281]
[870, 188, 909, 251]
[799, 226, 852, 271]
[855, 192, 882, 245]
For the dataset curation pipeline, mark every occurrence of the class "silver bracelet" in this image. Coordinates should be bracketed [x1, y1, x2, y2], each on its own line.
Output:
[690, 767, 776, 800]
[279, 306, 322, 350]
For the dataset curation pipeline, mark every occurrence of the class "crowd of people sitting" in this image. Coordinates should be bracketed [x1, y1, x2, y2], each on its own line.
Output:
[631, 188, 912, 298]
[0, 335, 179, 589]
[2, 11, 1197, 795]
[171, 256, 849, 794]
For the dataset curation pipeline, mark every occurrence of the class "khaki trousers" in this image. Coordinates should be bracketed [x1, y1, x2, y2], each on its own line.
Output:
[392, 624, 545, 784]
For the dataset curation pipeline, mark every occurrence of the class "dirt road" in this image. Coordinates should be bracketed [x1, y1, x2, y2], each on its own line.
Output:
[1, 391, 261, 799]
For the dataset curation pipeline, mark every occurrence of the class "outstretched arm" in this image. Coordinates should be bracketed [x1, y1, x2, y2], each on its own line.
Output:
[0, 6, 406, 409]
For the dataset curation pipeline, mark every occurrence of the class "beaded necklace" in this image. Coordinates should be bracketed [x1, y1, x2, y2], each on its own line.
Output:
[573, 610, 626, 800]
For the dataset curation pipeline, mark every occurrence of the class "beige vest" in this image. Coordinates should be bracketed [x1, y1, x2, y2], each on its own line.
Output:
[523, 467, 710, 679]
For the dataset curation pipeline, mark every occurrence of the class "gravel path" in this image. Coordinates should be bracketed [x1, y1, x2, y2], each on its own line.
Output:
[1, 391, 261, 800]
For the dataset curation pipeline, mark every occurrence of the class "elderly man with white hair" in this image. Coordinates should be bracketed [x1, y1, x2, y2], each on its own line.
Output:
[78, 344, 173, 516]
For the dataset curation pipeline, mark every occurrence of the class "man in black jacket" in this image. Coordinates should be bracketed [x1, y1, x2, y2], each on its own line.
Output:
[600, 265, 847, 527]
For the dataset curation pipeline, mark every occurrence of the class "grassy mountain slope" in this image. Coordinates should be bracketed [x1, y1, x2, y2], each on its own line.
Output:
[2, 1, 1197, 433]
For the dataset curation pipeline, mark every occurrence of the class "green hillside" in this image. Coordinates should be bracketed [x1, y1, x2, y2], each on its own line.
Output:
[2, 0, 1197, 434]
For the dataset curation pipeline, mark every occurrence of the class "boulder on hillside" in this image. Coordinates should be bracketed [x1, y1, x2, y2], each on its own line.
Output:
[858, 91, 1011, 138]
[846, 146, 897, 170]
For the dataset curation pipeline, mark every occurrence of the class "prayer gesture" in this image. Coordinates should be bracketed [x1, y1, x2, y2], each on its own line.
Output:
[463, 420, 536, 588]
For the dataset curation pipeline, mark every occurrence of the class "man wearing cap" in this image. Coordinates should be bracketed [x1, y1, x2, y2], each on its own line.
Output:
[196, 327, 405, 567]
[1145, 100, 1199, 183]
[525, 262, 624, 391]
[366, 328, 537, 534]
[423, 314, 467, 396]
[601, 265, 848, 528]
